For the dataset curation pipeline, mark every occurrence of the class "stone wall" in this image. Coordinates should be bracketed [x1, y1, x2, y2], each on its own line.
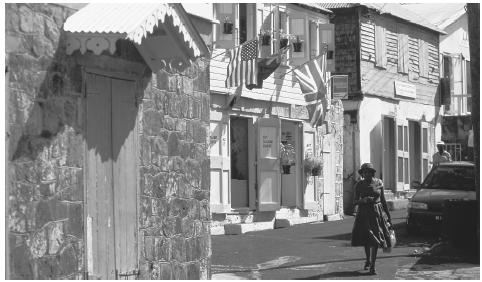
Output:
[6, 3, 84, 279]
[6, 3, 211, 280]
[137, 59, 211, 280]
[316, 100, 345, 216]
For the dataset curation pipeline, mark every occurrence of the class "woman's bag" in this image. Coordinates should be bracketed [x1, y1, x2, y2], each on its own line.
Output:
[383, 227, 396, 253]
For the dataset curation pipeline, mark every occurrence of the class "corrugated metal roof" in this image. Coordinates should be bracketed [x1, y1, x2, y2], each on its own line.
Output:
[295, 3, 333, 14]
[318, 3, 446, 34]
[64, 3, 208, 57]
[402, 3, 466, 30]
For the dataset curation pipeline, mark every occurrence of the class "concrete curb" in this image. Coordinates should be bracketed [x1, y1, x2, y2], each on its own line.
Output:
[274, 217, 321, 228]
[224, 221, 275, 235]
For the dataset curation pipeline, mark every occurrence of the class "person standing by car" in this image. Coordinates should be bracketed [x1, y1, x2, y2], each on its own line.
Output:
[351, 163, 392, 275]
[432, 141, 452, 166]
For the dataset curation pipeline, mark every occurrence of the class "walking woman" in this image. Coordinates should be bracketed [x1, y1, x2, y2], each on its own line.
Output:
[351, 163, 392, 275]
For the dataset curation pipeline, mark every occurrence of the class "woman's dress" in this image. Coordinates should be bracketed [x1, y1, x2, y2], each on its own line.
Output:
[351, 178, 392, 248]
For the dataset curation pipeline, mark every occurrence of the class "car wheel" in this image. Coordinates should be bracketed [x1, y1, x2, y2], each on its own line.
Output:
[406, 218, 420, 235]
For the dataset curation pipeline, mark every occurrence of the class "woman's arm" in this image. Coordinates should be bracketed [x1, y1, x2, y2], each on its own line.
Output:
[380, 184, 391, 223]
[353, 182, 360, 206]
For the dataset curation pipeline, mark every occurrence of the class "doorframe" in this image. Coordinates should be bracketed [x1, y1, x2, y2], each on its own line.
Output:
[82, 67, 141, 279]
[280, 118, 303, 208]
[381, 114, 396, 193]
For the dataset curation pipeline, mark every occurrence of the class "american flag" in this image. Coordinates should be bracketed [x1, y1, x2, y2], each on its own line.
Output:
[225, 39, 258, 88]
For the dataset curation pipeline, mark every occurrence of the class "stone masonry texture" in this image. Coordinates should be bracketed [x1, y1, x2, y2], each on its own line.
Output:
[6, 3, 84, 279]
[6, 3, 211, 279]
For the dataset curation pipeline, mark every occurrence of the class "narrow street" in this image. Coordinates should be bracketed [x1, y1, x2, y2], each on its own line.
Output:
[212, 210, 479, 280]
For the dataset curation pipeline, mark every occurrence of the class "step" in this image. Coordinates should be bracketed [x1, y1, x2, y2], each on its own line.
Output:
[323, 214, 343, 221]
[274, 217, 321, 228]
[387, 199, 409, 211]
[211, 226, 226, 236]
[224, 221, 275, 235]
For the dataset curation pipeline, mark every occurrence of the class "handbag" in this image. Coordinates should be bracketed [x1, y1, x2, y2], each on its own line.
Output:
[383, 227, 397, 253]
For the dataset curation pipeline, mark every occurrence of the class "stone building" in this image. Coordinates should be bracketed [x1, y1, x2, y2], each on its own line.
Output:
[207, 3, 344, 234]
[6, 3, 211, 279]
[319, 3, 447, 214]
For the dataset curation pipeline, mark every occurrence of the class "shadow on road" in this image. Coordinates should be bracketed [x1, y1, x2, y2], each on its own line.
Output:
[295, 270, 372, 279]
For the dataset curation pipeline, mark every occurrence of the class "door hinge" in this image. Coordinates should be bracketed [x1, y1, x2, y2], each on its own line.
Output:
[116, 269, 140, 280]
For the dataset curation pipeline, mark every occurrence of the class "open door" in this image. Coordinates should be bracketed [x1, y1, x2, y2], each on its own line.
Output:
[257, 118, 281, 211]
[421, 122, 430, 180]
[396, 119, 410, 191]
[302, 123, 317, 210]
[210, 112, 231, 212]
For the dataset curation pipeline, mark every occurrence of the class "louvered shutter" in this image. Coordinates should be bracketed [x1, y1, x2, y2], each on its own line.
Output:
[398, 32, 409, 74]
[375, 25, 387, 68]
[418, 38, 429, 78]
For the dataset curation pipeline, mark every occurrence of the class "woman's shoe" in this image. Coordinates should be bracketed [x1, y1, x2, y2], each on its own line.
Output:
[369, 266, 377, 275]
[364, 261, 370, 270]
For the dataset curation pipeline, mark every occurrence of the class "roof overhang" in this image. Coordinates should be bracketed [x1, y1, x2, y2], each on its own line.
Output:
[63, 3, 209, 72]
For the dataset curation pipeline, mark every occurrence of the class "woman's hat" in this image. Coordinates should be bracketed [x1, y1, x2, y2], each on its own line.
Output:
[358, 163, 376, 174]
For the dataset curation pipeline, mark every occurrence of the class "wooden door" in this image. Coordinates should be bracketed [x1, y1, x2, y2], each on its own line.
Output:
[396, 119, 410, 191]
[421, 122, 430, 180]
[303, 123, 317, 210]
[85, 73, 115, 279]
[209, 112, 231, 212]
[382, 117, 396, 191]
[85, 73, 138, 279]
[111, 78, 138, 279]
[257, 118, 281, 211]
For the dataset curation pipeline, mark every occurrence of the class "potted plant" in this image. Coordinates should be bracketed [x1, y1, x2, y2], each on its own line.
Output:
[280, 142, 295, 174]
[279, 30, 290, 49]
[223, 16, 233, 34]
[304, 154, 323, 176]
[292, 35, 303, 52]
[259, 29, 271, 46]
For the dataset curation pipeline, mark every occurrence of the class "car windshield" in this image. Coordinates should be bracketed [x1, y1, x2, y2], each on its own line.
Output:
[421, 166, 475, 191]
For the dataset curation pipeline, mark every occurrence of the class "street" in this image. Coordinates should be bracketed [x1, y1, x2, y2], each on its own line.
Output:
[212, 210, 479, 280]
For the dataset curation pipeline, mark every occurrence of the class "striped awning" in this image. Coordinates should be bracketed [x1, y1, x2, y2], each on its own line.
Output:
[63, 3, 208, 58]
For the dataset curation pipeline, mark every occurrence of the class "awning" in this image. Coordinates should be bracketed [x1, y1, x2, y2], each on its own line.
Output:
[64, 3, 209, 71]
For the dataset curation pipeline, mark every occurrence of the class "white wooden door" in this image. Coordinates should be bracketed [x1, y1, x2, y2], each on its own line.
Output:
[303, 123, 317, 210]
[421, 122, 430, 180]
[257, 118, 281, 211]
[209, 112, 231, 212]
[396, 119, 410, 191]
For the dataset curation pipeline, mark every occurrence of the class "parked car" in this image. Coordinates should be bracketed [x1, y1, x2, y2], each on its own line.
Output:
[406, 161, 476, 234]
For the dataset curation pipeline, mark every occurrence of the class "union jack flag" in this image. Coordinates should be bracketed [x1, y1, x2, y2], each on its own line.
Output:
[225, 39, 258, 88]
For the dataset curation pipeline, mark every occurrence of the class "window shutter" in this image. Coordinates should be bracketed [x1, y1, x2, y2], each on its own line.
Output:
[319, 24, 335, 72]
[375, 25, 387, 68]
[397, 32, 409, 73]
[418, 38, 429, 77]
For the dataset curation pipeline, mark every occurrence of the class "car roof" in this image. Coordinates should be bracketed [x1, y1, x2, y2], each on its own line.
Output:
[438, 161, 475, 167]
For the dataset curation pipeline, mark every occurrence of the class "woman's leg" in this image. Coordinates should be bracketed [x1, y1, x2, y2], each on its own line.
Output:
[364, 245, 370, 269]
[369, 246, 378, 274]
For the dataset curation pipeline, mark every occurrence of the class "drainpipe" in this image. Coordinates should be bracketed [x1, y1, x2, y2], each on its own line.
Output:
[5, 64, 10, 279]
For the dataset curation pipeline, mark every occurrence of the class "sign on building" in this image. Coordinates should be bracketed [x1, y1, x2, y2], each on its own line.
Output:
[394, 81, 416, 99]
[331, 75, 349, 99]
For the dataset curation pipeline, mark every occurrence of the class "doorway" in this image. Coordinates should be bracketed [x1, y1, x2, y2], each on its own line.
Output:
[409, 121, 422, 183]
[382, 117, 396, 192]
[281, 120, 301, 207]
[84, 72, 138, 279]
[230, 117, 249, 208]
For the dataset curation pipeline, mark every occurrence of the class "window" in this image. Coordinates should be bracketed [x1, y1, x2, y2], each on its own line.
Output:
[290, 18, 305, 58]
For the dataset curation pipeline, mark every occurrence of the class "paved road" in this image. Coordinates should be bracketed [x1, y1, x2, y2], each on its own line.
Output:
[211, 210, 479, 280]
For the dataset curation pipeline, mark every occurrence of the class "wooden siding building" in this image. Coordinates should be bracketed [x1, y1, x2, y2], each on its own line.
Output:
[320, 3, 447, 213]
[207, 3, 345, 234]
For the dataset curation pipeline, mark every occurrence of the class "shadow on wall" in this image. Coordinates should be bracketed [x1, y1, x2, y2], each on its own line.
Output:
[10, 37, 149, 163]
